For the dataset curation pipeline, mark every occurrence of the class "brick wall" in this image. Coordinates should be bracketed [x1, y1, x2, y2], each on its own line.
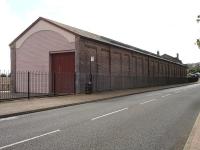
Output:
[77, 37, 187, 93]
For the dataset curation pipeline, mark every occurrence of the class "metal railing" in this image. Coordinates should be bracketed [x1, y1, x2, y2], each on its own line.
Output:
[78, 73, 188, 93]
[0, 71, 188, 100]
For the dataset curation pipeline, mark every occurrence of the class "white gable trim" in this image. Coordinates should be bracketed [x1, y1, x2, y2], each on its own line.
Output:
[15, 20, 75, 48]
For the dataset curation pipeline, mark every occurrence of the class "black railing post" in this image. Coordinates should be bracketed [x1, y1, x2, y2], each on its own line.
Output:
[28, 71, 30, 99]
[53, 72, 56, 96]
[51, 72, 53, 95]
[74, 72, 76, 94]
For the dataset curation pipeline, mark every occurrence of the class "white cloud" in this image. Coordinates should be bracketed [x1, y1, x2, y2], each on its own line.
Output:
[0, 0, 200, 70]
[0, 0, 25, 70]
[25, 0, 200, 63]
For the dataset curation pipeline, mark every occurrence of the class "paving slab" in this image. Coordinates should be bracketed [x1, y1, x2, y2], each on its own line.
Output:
[0, 82, 197, 119]
[184, 113, 200, 150]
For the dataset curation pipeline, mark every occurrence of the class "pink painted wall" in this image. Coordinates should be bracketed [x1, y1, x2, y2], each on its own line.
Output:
[16, 30, 75, 93]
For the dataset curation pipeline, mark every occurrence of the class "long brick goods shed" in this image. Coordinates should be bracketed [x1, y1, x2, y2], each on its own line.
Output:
[9, 17, 187, 94]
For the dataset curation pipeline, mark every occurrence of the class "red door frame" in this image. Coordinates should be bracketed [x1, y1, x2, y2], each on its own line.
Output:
[50, 52, 75, 94]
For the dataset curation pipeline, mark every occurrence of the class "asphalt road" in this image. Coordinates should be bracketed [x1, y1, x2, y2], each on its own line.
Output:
[0, 83, 200, 150]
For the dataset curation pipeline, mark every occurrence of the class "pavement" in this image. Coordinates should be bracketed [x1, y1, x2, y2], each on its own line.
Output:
[184, 112, 200, 150]
[0, 84, 200, 150]
[0, 82, 197, 119]
[0, 82, 200, 149]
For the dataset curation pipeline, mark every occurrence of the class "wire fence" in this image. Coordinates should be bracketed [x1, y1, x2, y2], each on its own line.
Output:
[0, 71, 189, 101]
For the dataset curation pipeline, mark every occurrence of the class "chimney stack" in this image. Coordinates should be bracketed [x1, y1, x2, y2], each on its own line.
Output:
[157, 51, 160, 56]
[176, 53, 179, 59]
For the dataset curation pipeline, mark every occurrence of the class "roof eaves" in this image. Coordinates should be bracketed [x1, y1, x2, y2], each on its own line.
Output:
[41, 17, 80, 37]
[9, 17, 185, 67]
[81, 36, 184, 66]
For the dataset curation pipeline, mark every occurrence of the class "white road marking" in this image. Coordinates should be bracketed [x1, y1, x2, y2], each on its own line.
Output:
[146, 93, 161, 97]
[140, 99, 157, 105]
[161, 94, 171, 98]
[91, 108, 128, 121]
[0, 116, 19, 122]
[0, 129, 60, 150]
[174, 89, 180, 92]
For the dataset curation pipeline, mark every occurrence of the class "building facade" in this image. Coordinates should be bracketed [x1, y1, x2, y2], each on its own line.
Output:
[10, 17, 187, 94]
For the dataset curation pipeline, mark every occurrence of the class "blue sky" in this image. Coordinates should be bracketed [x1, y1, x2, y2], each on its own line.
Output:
[7, 0, 42, 16]
[0, 0, 200, 70]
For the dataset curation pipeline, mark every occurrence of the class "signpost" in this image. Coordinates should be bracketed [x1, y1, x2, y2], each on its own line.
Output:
[85, 56, 94, 94]
[90, 56, 94, 81]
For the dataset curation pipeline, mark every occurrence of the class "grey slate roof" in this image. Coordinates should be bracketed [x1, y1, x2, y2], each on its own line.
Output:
[10, 17, 184, 65]
[43, 17, 160, 57]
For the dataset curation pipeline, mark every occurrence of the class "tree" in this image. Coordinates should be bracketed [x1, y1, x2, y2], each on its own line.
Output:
[197, 39, 200, 49]
[197, 15, 200, 22]
[187, 64, 200, 74]
[196, 15, 200, 49]
[0, 73, 7, 77]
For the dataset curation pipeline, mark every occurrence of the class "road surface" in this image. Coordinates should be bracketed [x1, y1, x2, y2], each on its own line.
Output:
[0, 83, 200, 150]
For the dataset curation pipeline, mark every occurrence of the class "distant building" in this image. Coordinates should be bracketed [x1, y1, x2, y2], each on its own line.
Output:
[161, 54, 182, 64]
[9, 17, 187, 94]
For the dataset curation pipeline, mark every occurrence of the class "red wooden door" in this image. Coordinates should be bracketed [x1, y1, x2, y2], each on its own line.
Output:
[51, 52, 75, 94]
